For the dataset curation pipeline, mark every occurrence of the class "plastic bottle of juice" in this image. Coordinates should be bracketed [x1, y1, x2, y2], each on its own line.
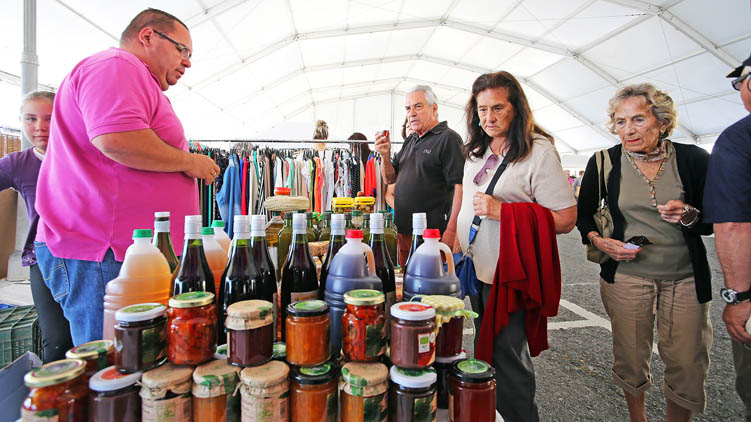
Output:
[172, 215, 214, 297]
[212, 220, 231, 255]
[403, 228, 461, 300]
[102, 229, 171, 340]
[152, 212, 179, 273]
[202, 227, 228, 295]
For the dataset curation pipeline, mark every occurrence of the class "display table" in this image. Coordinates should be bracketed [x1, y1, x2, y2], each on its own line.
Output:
[436, 408, 504, 421]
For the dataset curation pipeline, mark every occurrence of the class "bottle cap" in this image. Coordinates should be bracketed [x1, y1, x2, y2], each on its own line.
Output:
[389, 366, 437, 389]
[251, 214, 266, 236]
[352, 210, 362, 217]
[115, 303, 166, 323]
[25, 359, 86, 388]
[169, 291, 215, 308]
[234, 215, 251, 234]
[211, 220, 225, 228]
[292, 213, 307, 232]
[346, 229, 363, 239]
[202, 227, 215, 236]
[154, 211, 170, 218]
[423, 229, 440, 239]
[369, 213, 384, 231]
[184, 215, 202, 235]
[66, 340, 114, 361]
[390, 302, 435, 321]
[132, 229, 153, 239]
[412, 212, 427, 229]
[89, 366, 141, 392]
[185, 215, 202, 222]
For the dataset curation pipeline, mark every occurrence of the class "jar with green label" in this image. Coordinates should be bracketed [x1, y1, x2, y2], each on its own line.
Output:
[22, 359, 88, 421]
[226, 300, 274, 367]
[66, 339, 114, 379]
[448, 359, 496, 422]
[167, 291, 218, 365]
[114, 302, 167, 373]
[290, 362, 338, 422]
[286, 300, 330, 366]
[389, 366, 437, 422]
[339, 362, 388, 422]
[342, 289, 386, 362]
[140, 362, 193, 422]
[240, 360, 289, 422]
[193, 359, 241, 422]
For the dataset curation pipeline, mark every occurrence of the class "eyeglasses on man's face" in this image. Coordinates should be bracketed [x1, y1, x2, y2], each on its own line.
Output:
[732, 72, 750, 91]
[153, 29, 192, 60]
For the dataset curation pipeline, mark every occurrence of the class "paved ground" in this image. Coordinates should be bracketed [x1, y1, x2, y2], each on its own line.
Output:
[461, 230, 743, 421]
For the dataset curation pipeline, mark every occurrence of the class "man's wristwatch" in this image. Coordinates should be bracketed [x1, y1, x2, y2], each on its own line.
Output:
[720, 287, 751, 304]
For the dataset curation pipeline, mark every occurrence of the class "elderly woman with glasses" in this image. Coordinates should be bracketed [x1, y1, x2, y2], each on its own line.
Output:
[577, 83, 712, 421]
[456, 71, 577, 422]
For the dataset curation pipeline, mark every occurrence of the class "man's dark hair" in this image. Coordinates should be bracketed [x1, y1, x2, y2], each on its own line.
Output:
[348, 132, 367, 141]
[121, 8, 189, 44]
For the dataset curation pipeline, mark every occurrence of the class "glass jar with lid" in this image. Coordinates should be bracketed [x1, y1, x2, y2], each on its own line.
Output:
[140, 362, 194, 422]
[226, 300, 274, 367]
[290, 362, 338, 422]
[88, 365, 142, 422]
[354, 196, 375, 215]
[66, 339, 114, 379]
[240, 360, 290, 422]
[114, 302, 167, 373]
[332, 197, 354, 214]
[339, 362, 388, 422]
[286, 300, 330, 366]
[389, 366, 437, 422]
[167, 291, 217, 365]
[193, 359, 241, 422]
[434, 351, 466, 409]
[448, 359, 496, 422]
[342, 289, 386, 362]
[420, 295, 475, 358]
[22, 359, 88, 420]
[389, 302, 436, 368]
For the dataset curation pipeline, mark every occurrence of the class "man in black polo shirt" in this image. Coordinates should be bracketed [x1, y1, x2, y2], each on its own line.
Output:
[375, 85, 464, 267]
[704, 51, 751, 420]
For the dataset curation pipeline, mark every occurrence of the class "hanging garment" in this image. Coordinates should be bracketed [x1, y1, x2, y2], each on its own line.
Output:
[314, 156, 324, 213]
[241, 155, 248, 215]
[216, 153, 242, 237]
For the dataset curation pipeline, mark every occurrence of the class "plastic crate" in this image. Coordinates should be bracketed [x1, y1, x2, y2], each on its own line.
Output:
[0, 305, 42, 367]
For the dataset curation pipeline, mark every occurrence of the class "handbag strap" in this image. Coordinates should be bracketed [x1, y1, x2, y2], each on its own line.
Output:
[467, 154, 512, 246]
[596, 149, 612, 206]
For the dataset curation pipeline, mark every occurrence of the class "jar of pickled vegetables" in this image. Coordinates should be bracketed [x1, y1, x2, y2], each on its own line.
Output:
[140, 362, 194, 422]
[88, 366, 142, 422]
[272, 342, 286, 362]
[342, 289, 386, 362]
[354, 196, 375, 214]
[448, 359, 496, 422]
[167, 291, 217, 365]
[226, 300, 274, 367]
[22, 359, 88, 421]
[389, 302, 436, 368]
[286, 300, 330, 366]
[240, 360, 290, 422]
[389, 366, 437, 422]
[290, 362, 338, 422]
[193, 359, 241, 422]
[332, 197, 354, 214]
[114, 302, 167, 373]
[434, 351, 465, 409]
[420, 295, 475, 358]
[65, 339, 114, 379]
[339, 362, 388, 422]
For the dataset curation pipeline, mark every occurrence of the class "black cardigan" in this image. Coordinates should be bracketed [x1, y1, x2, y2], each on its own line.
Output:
[576, 142, 713, 303]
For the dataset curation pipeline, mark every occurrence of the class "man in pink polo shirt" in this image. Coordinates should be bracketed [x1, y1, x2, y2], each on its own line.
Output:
[35, 8, 219, 345]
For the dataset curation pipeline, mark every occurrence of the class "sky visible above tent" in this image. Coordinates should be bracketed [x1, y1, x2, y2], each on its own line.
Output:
[0, 0, 749, 164]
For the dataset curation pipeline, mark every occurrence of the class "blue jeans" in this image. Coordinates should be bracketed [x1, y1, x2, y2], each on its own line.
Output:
[34, 242, 122, 346]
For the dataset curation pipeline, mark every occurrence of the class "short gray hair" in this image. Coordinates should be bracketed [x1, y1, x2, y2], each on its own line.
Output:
[606, 83, 677, 139]
[407, 85, 438, 106]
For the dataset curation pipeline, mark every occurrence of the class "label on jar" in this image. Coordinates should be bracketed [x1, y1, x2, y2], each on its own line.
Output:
[22, 409, 58, 421]
[362, 392, 388, 422]
[141, 326, 166, 365]
[241, 393, 288, 422]
[417, 331, 435, 366]
[365, 321, 386, 358]
[290, 290, 318, 303]
[413, 394, 437, 422]
[142, 394, 192, 422]
[325, 391, 337, 422]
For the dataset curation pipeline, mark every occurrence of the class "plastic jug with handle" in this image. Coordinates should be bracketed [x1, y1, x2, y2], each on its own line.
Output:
[202, 227, 229, 294]
[211, 220, 231, 255]
[403, 228, 461, 300]
[324, 229, 382, 356]
[102, 229, 172, 340]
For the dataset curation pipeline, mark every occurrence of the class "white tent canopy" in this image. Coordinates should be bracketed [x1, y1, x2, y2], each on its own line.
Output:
[1, 0, 749, 165]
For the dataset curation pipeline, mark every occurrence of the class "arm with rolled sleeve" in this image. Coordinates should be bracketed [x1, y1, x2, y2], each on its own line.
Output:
[441, 134, 465, 245]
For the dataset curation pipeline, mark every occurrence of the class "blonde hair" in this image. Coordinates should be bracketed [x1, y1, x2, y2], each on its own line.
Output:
[20, 91, 55, 113]
[606, 83, 677, 139]
[313, 120, 328, 140]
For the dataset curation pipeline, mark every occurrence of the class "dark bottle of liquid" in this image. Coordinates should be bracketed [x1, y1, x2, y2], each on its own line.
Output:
[318, 211, 332, 242]
[362, 213, 371, 244]
[369, 213, 396, 319]
[280, 213, 319, 340]
[319, 213, 347, 298]
[250, 214, 279, 342]
[276, 212, 293, 281]
[306, 211, 318, 241]
[153, 211, 179, 273]
[218, 215, 265, 341]
[405, 212, 427, 268]
[381, 211, 399, 267]
[172, 215, 215, 297]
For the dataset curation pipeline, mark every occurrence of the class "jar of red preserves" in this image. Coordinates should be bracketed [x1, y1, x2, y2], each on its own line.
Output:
[420, 295, 475, 358]
[388, 366, 437, 422]
[226, 300, 274, 367]
[290, 362, 338, 422]
[167, 291, 217, 365]
[22, 358, 89, 421]
[286, 300, 330, 366]
[342, 289, 386, 362]
[65, 339, 114, 379]
[448, 359, 496, 422]
[389, 302, 436, 368]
